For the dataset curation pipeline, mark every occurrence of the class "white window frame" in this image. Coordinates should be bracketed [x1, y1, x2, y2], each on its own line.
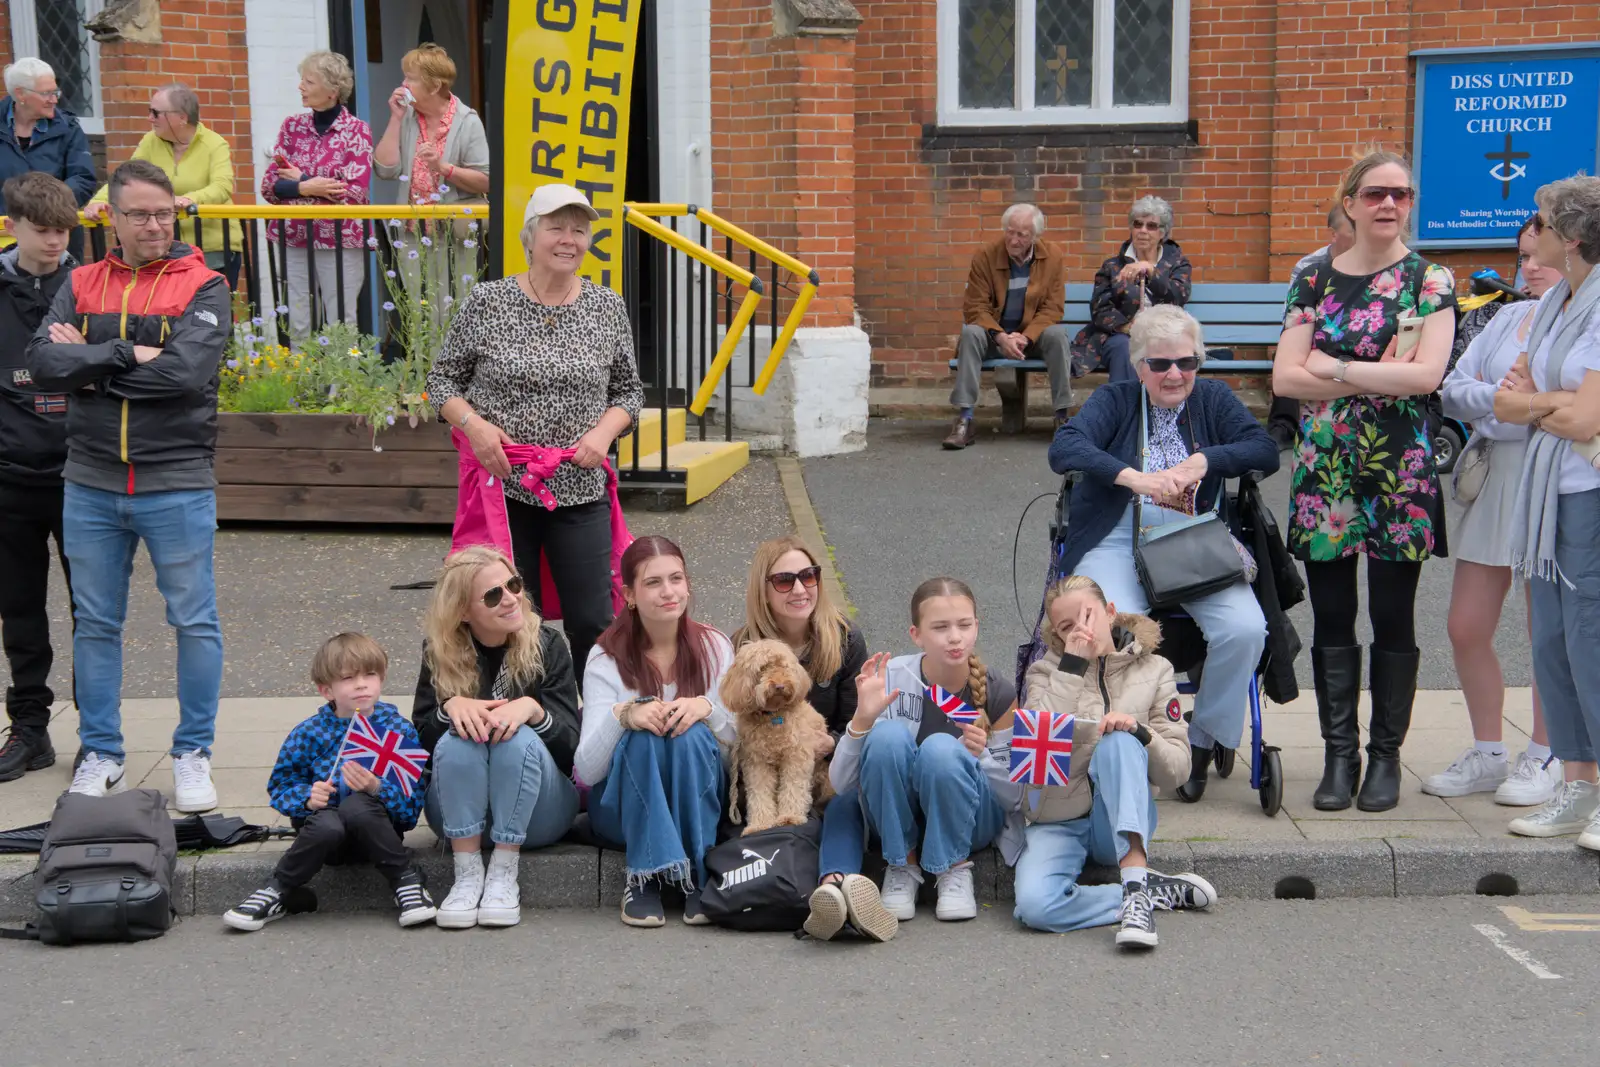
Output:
[10, 0, 107, 135]
[936, 0, 1189, 127]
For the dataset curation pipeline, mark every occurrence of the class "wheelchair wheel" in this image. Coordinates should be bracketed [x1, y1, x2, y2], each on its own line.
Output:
[1213, 743, 1235, 779]
[1259, 746, 1283, 817]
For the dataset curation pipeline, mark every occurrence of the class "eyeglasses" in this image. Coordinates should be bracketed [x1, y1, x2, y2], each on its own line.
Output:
[1144, 356, 1201, 373]
[766, 565, 821, 593]
[148, 108, 180, 119]
[1529, 212, 1545, 235]
[1130, 220, 1164, 232]
[479, 575, 525, 608]
[1356, 185, 1415, 207]
[114, 208, 177, 226]
[26, 88, 61, 100]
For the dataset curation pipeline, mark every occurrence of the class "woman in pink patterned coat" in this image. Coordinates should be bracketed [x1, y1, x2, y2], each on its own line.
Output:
[260, 50, 374, 339]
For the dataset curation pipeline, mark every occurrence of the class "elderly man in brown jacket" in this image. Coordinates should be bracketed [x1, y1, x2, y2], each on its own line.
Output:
[945, 203, 1069, 449]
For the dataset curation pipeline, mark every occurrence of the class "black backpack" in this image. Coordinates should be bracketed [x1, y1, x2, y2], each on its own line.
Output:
[4, 789, 178, 945]
[697, 819, 821, 932]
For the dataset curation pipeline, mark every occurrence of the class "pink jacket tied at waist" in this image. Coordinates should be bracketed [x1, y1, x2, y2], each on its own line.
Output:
[449, 429, 632, 620]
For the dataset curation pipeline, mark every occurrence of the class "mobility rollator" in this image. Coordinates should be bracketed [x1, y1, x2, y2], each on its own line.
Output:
[1018, 470, 1296, 817]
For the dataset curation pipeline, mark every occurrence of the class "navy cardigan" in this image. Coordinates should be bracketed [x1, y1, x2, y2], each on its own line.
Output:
[1048, 379, 1280, 578]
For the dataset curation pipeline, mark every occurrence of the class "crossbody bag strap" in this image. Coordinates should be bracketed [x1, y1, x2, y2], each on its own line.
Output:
[1134, 388, 1148, 542]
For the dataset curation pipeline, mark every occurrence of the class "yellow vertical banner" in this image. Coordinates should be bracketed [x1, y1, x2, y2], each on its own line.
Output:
[492, 0, 641, 290]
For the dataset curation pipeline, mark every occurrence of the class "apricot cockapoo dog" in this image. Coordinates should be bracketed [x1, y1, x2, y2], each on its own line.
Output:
[719, 639, 834, 835]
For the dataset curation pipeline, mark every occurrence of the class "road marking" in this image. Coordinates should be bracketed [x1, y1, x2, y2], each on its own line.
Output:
[1473, 923, 1562, 979]
[1499, 905, 1600, 932]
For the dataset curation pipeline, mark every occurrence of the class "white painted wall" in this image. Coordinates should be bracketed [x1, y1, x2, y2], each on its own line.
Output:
[244, 0, 329, 200]
[654, 0, 713, 210]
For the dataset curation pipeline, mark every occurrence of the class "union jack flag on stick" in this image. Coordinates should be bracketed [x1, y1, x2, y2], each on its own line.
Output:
[925, 684, 982, 725]
[1009, 709, 1075, 787]
[336, 713, 430, 798]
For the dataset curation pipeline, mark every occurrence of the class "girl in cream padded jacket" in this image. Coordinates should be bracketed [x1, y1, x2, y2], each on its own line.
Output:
[1010, 575, 1217, 950]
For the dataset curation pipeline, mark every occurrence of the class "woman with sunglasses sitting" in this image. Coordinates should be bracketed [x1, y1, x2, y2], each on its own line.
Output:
[1070, 195, 1193, 383]
[1273, 149, 1457, 814]
[577, 535, 737, 928]
[411, 546, 583, 929]
[1050, 304, 1279, 805]
[731, 537, 897, 941]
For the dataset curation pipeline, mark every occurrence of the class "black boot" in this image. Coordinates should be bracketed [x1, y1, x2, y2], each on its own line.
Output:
[1357, 646, 1420, 813]
[0, 725, 55, 783]
[1175, 744, 1212, 803]
[1312, 646, 1363, 811]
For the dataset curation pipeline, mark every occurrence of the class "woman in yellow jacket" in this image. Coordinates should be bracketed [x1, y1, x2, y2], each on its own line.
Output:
[84, 83, 242, 286]
[1011, 574, 1218, 949]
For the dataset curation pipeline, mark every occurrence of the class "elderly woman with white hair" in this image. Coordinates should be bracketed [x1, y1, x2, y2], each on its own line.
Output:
[1071, 196, 1193, 382]
[0, 58, 95, 218]
[1050, 305, 1278, 802]
[259, 51, 374, 337]
[427, 184, 644, 683]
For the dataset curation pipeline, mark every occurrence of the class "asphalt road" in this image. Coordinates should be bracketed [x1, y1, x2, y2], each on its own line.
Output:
[803, 419, 1531, 692]
[0, 458, 793, 700]
[3, 895, 1596, 1066]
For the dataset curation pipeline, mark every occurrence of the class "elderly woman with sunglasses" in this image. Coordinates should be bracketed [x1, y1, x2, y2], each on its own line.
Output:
[1050, 304, 1278, 804]
[1274, 150, 1457, 815]
[1071, 196, 1193, 383]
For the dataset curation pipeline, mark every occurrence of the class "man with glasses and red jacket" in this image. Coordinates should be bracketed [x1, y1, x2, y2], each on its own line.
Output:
[28, 159, 231, 812]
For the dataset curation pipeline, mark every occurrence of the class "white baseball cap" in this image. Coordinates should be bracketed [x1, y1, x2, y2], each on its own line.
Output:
[523, 183, 599, 224]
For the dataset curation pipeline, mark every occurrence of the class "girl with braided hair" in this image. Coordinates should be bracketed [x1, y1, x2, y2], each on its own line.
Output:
[828, 578, 1020, 923]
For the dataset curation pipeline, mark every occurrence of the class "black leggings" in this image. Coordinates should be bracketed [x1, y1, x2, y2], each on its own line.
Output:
[1303, 555, 1423, 652]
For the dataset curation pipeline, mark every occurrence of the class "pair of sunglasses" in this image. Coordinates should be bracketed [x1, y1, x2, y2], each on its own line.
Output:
[767, 565, 821, 593]
[1130, 220, 1163, 232]
[1529, 211, 1546, 235]
[480, 575, 525, 607]
[1356, 185, 1414, 207]
[1145, 356, 1200, 373]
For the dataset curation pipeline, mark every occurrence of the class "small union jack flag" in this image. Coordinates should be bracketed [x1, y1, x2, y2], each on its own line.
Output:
[925, 684, 982, 725]
[337, 713, 430, 797]
[1009, 708, 1075, 787]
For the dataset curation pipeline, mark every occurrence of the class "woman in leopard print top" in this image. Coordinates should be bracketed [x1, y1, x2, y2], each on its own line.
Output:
[428, 184, 644, 686]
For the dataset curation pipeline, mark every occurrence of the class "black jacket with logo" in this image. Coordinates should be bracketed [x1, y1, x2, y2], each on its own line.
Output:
[27, 241, 231, 495]
[0, 247, 76, 486]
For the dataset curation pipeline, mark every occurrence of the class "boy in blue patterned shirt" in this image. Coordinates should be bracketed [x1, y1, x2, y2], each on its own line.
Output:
[224, 633, 435, 931]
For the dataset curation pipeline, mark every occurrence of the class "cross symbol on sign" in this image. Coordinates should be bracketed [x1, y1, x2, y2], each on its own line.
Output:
[1484, 134, 1531, 201]
[1045, 45, 1078, 102]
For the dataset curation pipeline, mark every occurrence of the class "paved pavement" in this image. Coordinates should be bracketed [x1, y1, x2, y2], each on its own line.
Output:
[800, 418, 1531, 692]
[5, 896, 1600, 1066]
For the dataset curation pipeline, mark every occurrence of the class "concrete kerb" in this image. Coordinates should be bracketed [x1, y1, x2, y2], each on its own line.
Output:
[775, 456, 854, 619]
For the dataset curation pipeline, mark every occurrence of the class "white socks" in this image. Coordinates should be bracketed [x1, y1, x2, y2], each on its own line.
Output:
[1122, 865, 1148, 888]
[1475, 740, 1508, 759]
[1526, 742, 1553, 764]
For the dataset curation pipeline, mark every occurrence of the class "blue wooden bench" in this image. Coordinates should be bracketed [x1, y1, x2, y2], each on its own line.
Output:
[952, 282, 1289, 432]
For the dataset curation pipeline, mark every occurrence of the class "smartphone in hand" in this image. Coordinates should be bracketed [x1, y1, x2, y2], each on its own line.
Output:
[1395, 314, 1425, 358]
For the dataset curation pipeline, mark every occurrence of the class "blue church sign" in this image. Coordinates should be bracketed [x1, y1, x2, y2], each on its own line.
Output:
[1412, 45, 1600, 248]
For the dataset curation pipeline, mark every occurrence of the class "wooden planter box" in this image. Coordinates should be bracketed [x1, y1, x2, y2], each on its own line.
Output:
[216, 413, 456, 524]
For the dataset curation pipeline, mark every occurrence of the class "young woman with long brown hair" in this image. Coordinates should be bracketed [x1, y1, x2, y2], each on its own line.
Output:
[411, 546, 582, 930]
[576, 535, 736, 927]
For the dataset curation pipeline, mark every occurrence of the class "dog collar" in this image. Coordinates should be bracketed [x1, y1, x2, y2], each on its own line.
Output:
[769, 715, 784, 725]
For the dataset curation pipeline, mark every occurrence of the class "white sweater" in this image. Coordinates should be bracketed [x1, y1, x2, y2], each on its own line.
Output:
[575, 630, 737, 786]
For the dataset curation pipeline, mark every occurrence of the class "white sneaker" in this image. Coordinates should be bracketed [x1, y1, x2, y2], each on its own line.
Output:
[172, 750, 218, 813]
[1420, 747, 1508, 798]
[1495, 750, 1563, 807]
[880, 863, 924, 921]
[437, 852, 485, 929]
[69, 753, 126, 797]
[1508, 780, 1600, 838]
[934, 862, 978, 921]
[476, 850, 522, 927]
[1578, 809, 1600, 853]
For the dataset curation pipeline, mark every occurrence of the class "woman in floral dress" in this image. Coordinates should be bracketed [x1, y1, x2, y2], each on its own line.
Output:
[1273, 150, 1457, 814]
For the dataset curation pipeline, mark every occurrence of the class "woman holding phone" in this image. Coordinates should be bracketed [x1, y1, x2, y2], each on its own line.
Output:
[1273, 149, 1457, 814]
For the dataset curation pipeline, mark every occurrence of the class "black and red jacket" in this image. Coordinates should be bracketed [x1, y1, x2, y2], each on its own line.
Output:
[0, 247, 75, 487]
[27, 241, 231, 494]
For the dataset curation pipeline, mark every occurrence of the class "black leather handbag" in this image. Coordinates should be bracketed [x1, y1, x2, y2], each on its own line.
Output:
[1131, 394, 1246, 609]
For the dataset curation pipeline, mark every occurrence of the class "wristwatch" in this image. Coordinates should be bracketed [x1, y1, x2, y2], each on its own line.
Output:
[1333, 359, 1352, 383]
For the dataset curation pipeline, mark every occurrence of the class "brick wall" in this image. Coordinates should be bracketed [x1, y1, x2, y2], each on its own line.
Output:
[801, 0, 1600, 386]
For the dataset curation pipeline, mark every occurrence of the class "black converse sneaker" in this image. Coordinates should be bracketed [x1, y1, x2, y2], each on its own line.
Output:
[1115, 883, 1158, 949]
[1146, 871, 1218, 912]
[621, 880, 666, 928]
[394, 869, 437, 928]
[224, 885, 287, 932]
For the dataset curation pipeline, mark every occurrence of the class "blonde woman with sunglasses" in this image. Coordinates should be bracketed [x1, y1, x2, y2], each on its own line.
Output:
[732, 537, 896, 941]
[410, 546, 582, 929]
[1274, 149, 1457, 814]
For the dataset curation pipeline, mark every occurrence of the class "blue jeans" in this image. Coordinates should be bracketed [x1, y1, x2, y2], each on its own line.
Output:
[1104, 333, 1136, 382]
[63, 483, 222, 761]
[424, 726, 579, 847]
[1013, 730, 1157, 932]
[588, 724, 724, 888]
[856, 723, 1004, 875]
[819, 787, 865, 879]
[1076, 503, 1265, 750]
[1529, 488, 1600, 763]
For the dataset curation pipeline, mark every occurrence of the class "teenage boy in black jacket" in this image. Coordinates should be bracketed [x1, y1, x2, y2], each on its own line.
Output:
[0, 171, 78, 781]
